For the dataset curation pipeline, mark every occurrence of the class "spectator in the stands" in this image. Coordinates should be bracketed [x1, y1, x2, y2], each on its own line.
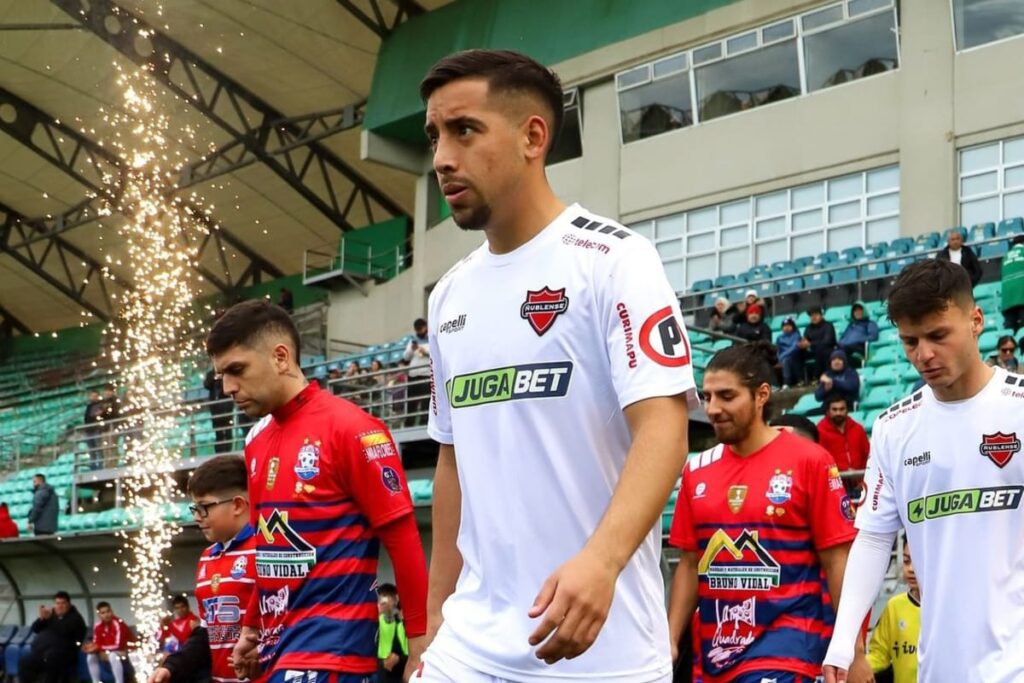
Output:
[20, 590, 87, 683]
[83, 389, 105, 469]
[344, 360, 360, 378]
[800, 305, 837, 378]
[734, 304, 771, 343]
[388, 359, 410, 424]
[814, 349, 860, 407]
[707, 297, 729, 332]
[0, 502, 19, 539]
[937, 228, 982, 287]
[776, 317, 803, 388]
[744, 288, 766, 309]
[838, 302, 879, 364]
[1001, 235, 1024, 333]
[985, 335, 1019, 372]
[204, 368, 233, 454]
[98, 383, 120, 467]
[770, 413, 819, 443]
[721, 298, 747, 334]
[403, 318, 430, 425]
[278, 287, 294, 313]
[28, 473, 58, 536]
[816, 394, 870, 494]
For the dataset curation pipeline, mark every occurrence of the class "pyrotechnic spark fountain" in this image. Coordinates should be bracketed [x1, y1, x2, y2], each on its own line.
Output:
[92, 17, 214, 677]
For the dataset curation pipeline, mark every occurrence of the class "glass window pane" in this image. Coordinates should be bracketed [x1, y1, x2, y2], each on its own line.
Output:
[1006, 138, 1024, 164]
[756, 191, 787, 217]
[961, 197, 1000, 226]
[631, 221, 654, 241]
[656, 239, 684, 260]
[688, 232, 716, 252]
[867, 165, 900, 192]
[695, 39, 800, 123]
[763, 20, 795, 43]
[653, 53, 688, 78]
[1005, 166, 1024, 190]
[960, 171, 998, 197]
[953, 0, 1024, 50]
[756, 239, 787, 265]
[756, 217, 787, 239]
[693, 43, 722, 65]
[849, 0, 892, 16]
[803, 4, 844, 32]
[793, 208, 823, 231]
[961, 143, 1000, 173]
[663, 259, 684, 292]
[721, 200, 750, 224]
[828, 224, 863, 251]
[619, 72, 693, 143]
[547, 104, 582, 165]
[617, 64, 649, 90]
[829, 173, 863, 201]
[792, 182, 825, 209]
[792, 231, 824, 258]
[689, 206, 718, 231]
[804, 10, 899, 93]
[727, 32, 758, 55]
[867, 193, 899, 216]
[866, 216, 899, 244]
[829, 200, 862, 223]
[1005, 191, 1024, 221]
[686, 254, 716, 287]
[721, 225, 749, 247]
[720, 247, 750, 276]
[656, 214, 686, 239]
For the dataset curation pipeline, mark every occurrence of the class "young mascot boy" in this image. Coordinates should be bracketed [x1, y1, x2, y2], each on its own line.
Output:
[150, 455, 257, 683]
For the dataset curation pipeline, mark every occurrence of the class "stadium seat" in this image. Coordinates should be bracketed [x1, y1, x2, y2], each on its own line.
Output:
[866, 242, 888, 258]
[839, 246, 865, 263]
[750, 281, 775, 298]
[900, 364, 922, 384]
[975, 281, 1002, 300]
[714, 274, 737, 288]
[790, 392, 824, 416]
[831, 267, 858, 285]
[859, 261, 887, 281]
[805, 272, 830, 289]
[860, 385, 902, 411]
[997, 217, 1023, 237]
[889, 237, 914, 254]
[979, 330, 1002, 354]
[777, 276, 805, 294]
[792, 256, 815, 271]
[815, 251, 840, 268]
[691, 279, 714, 293]
[915, 232, 941, 249]
[770, 260, 796, 277]
[969, 222, 996, 243]
[868, 345, 900, 367]
[824, 306, 848, 325]
[980, 241, 1008, 259]
[887, 257, 914, 275]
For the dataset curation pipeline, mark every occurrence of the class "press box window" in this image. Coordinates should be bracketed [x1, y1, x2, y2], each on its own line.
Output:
[547, 89, 582, 166]
[616, 53, 692, 144]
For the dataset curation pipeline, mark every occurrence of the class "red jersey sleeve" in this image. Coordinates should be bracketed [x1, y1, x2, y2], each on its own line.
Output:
[668, 472, 697, 551]
[337, 418, 414, 529]
[806, 449, 858, 550]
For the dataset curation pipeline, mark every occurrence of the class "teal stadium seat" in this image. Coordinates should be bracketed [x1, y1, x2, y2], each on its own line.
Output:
[997, 217, 1023, 237]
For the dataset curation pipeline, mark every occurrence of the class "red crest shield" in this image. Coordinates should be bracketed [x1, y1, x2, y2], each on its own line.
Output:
[520, 287, 569, 336]
[980, 432, 1021, 469]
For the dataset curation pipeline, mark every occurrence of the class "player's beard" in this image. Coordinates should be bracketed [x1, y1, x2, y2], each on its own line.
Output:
[453, 202, 491, 231]
[711, 415, 754, 446]
[829, 414, 845, 428]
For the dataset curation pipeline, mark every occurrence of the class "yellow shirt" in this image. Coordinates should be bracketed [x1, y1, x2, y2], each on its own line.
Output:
[867, 591, 920, 683]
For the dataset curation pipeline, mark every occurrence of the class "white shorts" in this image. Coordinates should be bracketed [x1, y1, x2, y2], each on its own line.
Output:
[415, 646, 672, 683]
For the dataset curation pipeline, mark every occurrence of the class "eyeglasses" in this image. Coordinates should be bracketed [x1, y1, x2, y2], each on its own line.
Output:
[1000, 347, 1017, 353]
[188, 499, 233, 519]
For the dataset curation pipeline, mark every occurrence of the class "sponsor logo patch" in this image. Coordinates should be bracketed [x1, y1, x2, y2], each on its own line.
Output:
[230, 555, 248, 580]
[765, 470, 793, 505]
[266, 457, 280, 491]
[828, 465, 844, 491]
[447, 362, 573, 408]
[907, 486, 1023, 523]
[202, 595, 241, 625]
[438, 314, 467, 335]
[639, 306, 690, 367]
[698, 529, 781, 591]
[294, 440, 321, 481]
[694, 482, 707, 499]
[616, 303, 638, 369]
[841, 495, 856, 521]
[727, 485, 748, 514]
[562, 233, 611, 254]
[381, 466, 402, 495]
[210, 574, 221, 593]
[904, 451, 931, 467]
[980, 432, 1021, 469]
[260, 586, 289, 617]
[521, 287, 569, 336]
[256, 510, 317, 579]
[360, 431, 397, 461]
[708, 597, 757, 668]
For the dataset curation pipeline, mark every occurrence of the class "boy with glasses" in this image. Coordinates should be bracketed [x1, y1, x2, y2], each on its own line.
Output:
[149, 455, 256, 683]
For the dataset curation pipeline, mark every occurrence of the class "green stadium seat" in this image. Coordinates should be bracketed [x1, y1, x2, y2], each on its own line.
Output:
[900, 364, 922, 384]
[979, 330, 1002, 355]
[860, 386, 902, 411]
[790, 392, 823, 416]
[408, 479, 434, 506]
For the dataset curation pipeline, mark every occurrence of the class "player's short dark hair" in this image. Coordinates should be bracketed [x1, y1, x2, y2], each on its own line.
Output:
[769, 414, 819, 443]
[824, 393, 849, 410]
[172, 596, 189, 607]
[205, 299, 301, 358]
[706, 341, 777, 421]
[96, 601, 111, 611]
[420, 49, 564, 156]
[887, 259, 974, 325]
[377, 582, 398, 598]
[189, 455, 248, 498]
[54, 591, 71, 602]
[33, 473, 46, 481]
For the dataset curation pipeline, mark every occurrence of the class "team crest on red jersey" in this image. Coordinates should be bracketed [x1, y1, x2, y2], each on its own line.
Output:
[980, 432, 1021, 468]
[520, 287, 569, 336]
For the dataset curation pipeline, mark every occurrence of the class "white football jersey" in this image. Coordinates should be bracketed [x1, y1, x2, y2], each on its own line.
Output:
[425, 204, 698, 682]
[856, 367, 1024, 682]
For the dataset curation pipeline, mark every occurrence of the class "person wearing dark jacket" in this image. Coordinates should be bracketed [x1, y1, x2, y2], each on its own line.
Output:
[204, 368, 234, 453]
[815, 349, 861, 406]
[838, 302, 880, 362]
[734, 304, 772, 343]
[776, 318, 803, 387]
[936, 229, 982, 287]
[28, 473, 58, 536]
[721, 299, 747, 334]
[0, 503, 19, 539]
[800, 306, 837, 378]
[20, 591, 88, 683]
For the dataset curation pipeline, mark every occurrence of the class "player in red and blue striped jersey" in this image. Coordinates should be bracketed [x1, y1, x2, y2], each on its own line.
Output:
[667, 342, 871, 683]
[206, 301, 428, 683]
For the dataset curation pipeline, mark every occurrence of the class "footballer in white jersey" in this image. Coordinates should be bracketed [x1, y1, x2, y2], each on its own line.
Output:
[419, 49, 698, 683]
[824, 259, 1024, 683]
